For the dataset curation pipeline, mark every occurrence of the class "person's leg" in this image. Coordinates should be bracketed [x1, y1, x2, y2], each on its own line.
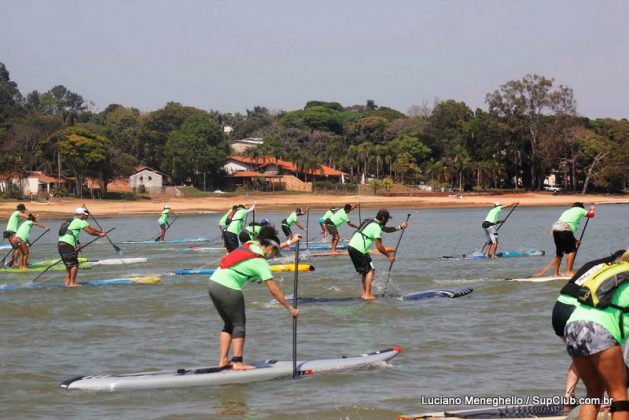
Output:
[8, 235, 19, 266]
[209, 283, 235, 367]
[67, 266, 80, 287]
[490, 241, 498, 258]
[553, 256, 563, 277]
[565, 252, 577, 277]
[592, 345, 628, 420]
[64, 268, 72, 286]
[361, 269, 376, 300]
[160, 224, 166, 241]
[218, 332, 232, 367]
[19, 243, 28, 269]
[572, 356, 605, 420]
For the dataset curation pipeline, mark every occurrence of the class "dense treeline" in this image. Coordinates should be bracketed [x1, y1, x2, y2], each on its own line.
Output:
[0, 62, 626, 197]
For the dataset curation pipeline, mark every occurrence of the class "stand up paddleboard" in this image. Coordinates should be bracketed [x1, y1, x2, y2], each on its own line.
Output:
[124, 238, 209, 244]
[61, 347, 400, 391]
[1, 264, 92, 273]
[175, 264, 315, 275]
[30, 257, 147, 267]
[307, 247, 395, 258]
[507, 275, 570, 283]
[0, 276, 160, 292]
[400, 404, 565, 420]
[463, 249, 545, 259]
[289, 288, 473, 304]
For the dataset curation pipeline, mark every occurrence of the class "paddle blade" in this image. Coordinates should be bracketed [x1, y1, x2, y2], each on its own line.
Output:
[113, 244, 124, 255]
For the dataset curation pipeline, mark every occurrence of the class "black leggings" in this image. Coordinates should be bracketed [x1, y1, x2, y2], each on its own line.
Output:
[209, 281, 246, 339]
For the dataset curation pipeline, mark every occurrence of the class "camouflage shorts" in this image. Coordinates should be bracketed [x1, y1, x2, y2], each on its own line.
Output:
[565, 320, 618, 357]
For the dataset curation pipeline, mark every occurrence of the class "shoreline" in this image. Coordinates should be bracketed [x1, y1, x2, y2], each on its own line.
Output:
[0, 192, 627, 217]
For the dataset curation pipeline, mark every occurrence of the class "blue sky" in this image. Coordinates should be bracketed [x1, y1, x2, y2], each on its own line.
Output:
[1, 0, 627, 118]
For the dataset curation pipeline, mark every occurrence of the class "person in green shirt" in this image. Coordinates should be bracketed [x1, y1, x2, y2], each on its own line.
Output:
[3, 203, 29, 267]
[281, 207, 309, 242]
[551, 250, 625, 413]
[157, 205, 174, 241]
[14, 214, 47, 269]
[222, 202, 256, 252]
[481, 202, 516, 259]
[549, 202, 595, 278]
[563, 249, 629, 420]
[57, 207, 107, 287]
[319, 207, 337, 240]
[208, 225, 299, 370]
[347, 209, 408, 300]
[324, 203, 359, 254]
[238, 218, 270, 243]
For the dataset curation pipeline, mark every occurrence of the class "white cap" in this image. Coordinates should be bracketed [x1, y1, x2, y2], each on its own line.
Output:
[75, 207, 89, 215]
[164, 204, 170, 209]
[494, 202, 502, 207]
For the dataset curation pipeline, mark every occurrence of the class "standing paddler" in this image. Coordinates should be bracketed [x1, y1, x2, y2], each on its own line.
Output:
[324, 203, 359, 254]
[208, 225, 299, 370]
[481, 202, 516, 259]
[3, 203, 29, 267]
[280, 208, 309, 242]
[222, 202, 256, 252]
[319, 207, 337, 241]
[157, 204, 174, 241]
[347, 209, 408, 300]
[58, 207, 107, 287]
[15, 214, 47, 269]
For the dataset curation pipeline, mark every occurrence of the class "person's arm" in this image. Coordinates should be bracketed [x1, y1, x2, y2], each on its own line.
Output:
[281, 234, 302, 249]
[382, 222, 407, 233]
[374, 238, 395, 262]
[245, 202, 257, 213]
[295, 221, 308, 231]
[84, 225, 106, 237]
[265, 279, 299, 317]
[33, 221, 47, 229]
[347, 220, 359, 229]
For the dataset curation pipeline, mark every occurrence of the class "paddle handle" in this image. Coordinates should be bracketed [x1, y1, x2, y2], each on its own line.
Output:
[383, 214, 411, 292]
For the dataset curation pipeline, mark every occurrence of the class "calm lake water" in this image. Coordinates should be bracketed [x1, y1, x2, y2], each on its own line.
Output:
[1, 204, 627, 419]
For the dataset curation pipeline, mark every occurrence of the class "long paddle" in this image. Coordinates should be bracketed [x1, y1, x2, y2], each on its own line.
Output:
[382, 214, 411, 295]
[31, 227, 115, 283]
[573, 215, 591, 261]
[292, 241, 300, 379]
[480, 202, 519, 253]
[358, 202, 362, 225]
[1, 228, 51, 266]
[83, 205, 123, 255]
[154, 216, 178, 241]
[305, 210, 309, 250]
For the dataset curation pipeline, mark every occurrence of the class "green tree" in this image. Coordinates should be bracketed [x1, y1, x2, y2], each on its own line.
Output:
[164, 115, 229, 187]
[0, 62, 24, 121]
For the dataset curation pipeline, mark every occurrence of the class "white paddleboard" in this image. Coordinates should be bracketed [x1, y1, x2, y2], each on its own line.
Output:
[61, 347, 400, 391]
[507, 276, 570, 283]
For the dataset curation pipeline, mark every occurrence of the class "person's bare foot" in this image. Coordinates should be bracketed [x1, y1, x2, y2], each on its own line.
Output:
[232, 362, 255, 371]
[565, 271, 575, 277]
[361, 294, 376, 301]
[67, 283, 81, 288]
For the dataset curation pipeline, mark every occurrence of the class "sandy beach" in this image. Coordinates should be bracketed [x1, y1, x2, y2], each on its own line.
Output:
[0, 192, 626, 217]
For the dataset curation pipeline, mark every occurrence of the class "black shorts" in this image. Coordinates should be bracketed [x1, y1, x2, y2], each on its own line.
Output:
[281, 223, 292, 238]
[58, 242, 79, 269]
[551, 300, 577, 337]
[325, 219, 339, 236]
[223, 231, 240, 253]
[348, 246, 374, 275]
[553, 230, 577, 257]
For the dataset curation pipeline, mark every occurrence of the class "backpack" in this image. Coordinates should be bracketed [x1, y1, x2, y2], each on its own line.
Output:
[563, 261, 629, 338]
[59, 218, 74, 236]
[356, 218, 378, 247]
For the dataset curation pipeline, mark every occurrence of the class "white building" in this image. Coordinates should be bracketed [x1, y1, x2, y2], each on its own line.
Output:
[129, 167, 167, 193]
[228, 138, 263, 154]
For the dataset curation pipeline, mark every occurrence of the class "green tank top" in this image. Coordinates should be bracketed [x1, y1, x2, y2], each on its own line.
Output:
[219, 211, 229, 226]
[158, 209, 170, 225]
[322, 210, 334, 221]
[559, 207, 587, 233]
[226, 208, 248, 234]
[246, 225, 262, 235]
[330, 209, 349, 227]
[58, 218, 90, 247]
[209, 242, 273, 291]
[484, 207, 502, 224]
[285, 212, 298, 226]
[16, 220, 33, 242]
[348, 220, 383, 254]
[6, 210, 22, 233]
[566, 281, 629, 344]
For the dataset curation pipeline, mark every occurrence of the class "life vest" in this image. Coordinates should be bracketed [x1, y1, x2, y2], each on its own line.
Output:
[223, 209, 243, 231]
[219, 242, 264, 269]
[355, 218, 379, 248]
[562, 261, 629, 338]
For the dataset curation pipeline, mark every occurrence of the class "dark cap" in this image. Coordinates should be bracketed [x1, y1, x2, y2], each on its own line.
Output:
[573, 202, 585, 209]
[376, 209, 392, 219]
[17, 203, 26, 211]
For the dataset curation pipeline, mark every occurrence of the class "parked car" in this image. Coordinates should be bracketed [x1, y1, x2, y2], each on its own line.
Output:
[543, 185, 561, 193]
